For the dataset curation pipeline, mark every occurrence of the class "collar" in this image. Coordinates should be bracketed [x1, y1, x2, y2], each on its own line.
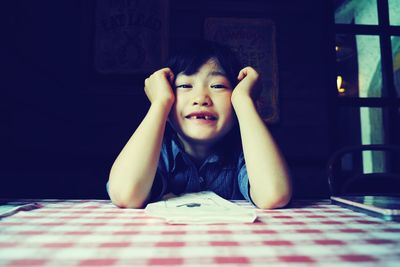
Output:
[170, 133, 220, 172]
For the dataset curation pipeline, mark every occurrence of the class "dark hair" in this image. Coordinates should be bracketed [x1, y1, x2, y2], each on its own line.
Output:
[165, 40, 242, 87]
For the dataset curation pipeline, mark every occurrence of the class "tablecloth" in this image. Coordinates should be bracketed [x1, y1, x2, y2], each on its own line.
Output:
[1, 199, 399, 266]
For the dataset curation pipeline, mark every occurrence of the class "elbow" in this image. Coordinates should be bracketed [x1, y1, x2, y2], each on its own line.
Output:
[110, 196, 146, 209]
[256, 195, 291, 210]
[252, 189, 292, 210]
[108, 182, 148, 209]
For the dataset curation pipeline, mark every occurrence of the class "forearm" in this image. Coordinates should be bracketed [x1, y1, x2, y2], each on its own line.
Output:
[233, 97, 292, 209]
[108, 102, 171, 208]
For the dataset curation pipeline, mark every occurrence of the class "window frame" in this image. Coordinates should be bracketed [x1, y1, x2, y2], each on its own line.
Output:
[334, 0, 400, 146]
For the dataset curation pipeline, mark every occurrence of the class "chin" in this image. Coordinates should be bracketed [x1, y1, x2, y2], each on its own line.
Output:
[181, 133, 222, 145]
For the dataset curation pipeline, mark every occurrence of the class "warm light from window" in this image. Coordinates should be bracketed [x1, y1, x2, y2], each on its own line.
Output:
[337, 75, 346, 93]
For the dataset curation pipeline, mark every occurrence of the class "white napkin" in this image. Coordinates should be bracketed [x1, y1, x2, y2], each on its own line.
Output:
[145, 191, 257, 224]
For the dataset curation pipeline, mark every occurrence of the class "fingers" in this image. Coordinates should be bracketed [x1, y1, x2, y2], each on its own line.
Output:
[237, 66, 259, 81]
[163, 68, 175, 84]
[155, 68, 175, 84]
[144, 68, 176, 105]
[144, 68, 175, 90]
[237, 69, 246, 81]
[237, 67, 251, 81]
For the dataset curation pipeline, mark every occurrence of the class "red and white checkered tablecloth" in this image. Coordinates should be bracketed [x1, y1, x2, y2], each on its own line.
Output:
[0, 199, 399, 266]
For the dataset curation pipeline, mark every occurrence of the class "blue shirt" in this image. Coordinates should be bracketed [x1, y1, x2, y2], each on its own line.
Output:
[146, 126, 252, 204]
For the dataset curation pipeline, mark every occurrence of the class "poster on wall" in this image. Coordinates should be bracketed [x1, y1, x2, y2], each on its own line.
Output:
[204, 18, 279, 123]
[94, 0, 168, 74]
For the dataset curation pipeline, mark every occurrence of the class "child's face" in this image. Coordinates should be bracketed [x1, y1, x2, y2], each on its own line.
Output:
[169, 59, 235, 146]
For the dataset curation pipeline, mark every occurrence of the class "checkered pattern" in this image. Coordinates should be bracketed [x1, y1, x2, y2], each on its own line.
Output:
[1, 199, 399, 266]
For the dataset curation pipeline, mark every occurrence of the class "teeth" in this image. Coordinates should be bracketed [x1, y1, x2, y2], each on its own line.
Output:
[188, 115, 214, 120]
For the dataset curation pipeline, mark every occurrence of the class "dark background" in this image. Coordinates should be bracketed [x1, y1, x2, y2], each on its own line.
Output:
[1, 0, 336, 199]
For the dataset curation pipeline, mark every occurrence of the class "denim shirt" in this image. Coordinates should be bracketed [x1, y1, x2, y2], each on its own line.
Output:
[147, 127, 252, 204]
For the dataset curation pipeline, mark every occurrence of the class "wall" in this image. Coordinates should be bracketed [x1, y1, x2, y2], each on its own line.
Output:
[2, 0, 335, 199]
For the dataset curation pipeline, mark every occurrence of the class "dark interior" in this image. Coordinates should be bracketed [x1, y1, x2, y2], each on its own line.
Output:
[3, 0, 384, 200]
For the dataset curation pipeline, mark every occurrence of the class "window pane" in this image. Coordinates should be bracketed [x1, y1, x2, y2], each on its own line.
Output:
[337, 107, 386, 173]
[335, 0, 378, 25]
[360, 107, 385, 174]
[389, 0, 400, 26]
[392, 36, 400, 97]
[337, 107, 385, 145]
[359, 107, 385, 145]
[336, 35, 383, 97]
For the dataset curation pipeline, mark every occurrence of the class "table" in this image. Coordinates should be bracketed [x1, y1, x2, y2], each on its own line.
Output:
[1, 199, 399, 266]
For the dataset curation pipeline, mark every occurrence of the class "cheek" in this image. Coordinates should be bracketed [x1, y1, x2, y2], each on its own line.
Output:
[216, 96, 235, 126]
[220, 95, 234, 116]
[169, 98, 185, 125]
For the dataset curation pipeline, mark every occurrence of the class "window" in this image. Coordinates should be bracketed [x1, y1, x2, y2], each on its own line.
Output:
[334, 0, 400, 172]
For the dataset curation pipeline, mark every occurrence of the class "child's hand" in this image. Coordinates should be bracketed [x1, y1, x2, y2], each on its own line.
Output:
[144, 68, 175, 107]
[231, 67, 261, 105]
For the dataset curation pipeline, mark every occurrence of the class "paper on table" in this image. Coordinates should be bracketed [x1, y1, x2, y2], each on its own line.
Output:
[145, 191, 257, 224]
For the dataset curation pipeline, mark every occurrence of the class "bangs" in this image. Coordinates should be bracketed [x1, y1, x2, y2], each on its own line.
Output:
[168, 53, 211, 76]
[165, 40, 242, 87]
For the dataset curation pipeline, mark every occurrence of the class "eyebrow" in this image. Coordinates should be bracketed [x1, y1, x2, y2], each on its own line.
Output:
[207, 70, 227, 77]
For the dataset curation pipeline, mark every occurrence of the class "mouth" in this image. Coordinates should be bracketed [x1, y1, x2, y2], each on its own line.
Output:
[185, 112, 217, 121]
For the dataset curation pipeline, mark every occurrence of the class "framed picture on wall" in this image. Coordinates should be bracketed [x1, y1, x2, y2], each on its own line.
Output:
[94, 0, 169, 74]
[204, 18, 279, 123]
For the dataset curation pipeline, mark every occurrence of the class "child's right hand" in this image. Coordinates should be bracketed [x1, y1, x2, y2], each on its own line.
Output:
[144, 68, 175, 108]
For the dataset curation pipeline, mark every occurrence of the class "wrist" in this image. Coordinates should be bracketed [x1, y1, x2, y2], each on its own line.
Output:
[151, 99, 174, 111]
[231, 94, 253, 109]
[232, 96, 258, 120]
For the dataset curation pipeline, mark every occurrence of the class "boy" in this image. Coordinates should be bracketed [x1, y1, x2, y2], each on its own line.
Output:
[108, 41, 291, 209]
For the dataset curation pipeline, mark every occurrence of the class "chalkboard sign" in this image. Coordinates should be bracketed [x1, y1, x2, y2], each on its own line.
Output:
[204, 18, 279, 123]
[94, 0, 168, 74]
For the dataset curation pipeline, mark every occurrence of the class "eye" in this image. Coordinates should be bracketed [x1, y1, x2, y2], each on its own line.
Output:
[210, 84, 228, 90]
[175, 84, 192, 89]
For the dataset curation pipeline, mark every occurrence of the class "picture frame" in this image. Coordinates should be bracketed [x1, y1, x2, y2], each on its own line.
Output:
[204, 18, 279, 123]
[93, 0, 169, 74]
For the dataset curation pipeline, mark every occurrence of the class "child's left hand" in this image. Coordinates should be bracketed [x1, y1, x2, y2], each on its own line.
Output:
[231, 67, 261, 104]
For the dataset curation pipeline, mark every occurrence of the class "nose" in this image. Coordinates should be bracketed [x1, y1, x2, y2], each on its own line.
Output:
[193, 92, 212, 106]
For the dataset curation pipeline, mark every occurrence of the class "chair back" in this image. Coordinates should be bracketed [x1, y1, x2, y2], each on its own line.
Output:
[327, 145, 400, 196]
